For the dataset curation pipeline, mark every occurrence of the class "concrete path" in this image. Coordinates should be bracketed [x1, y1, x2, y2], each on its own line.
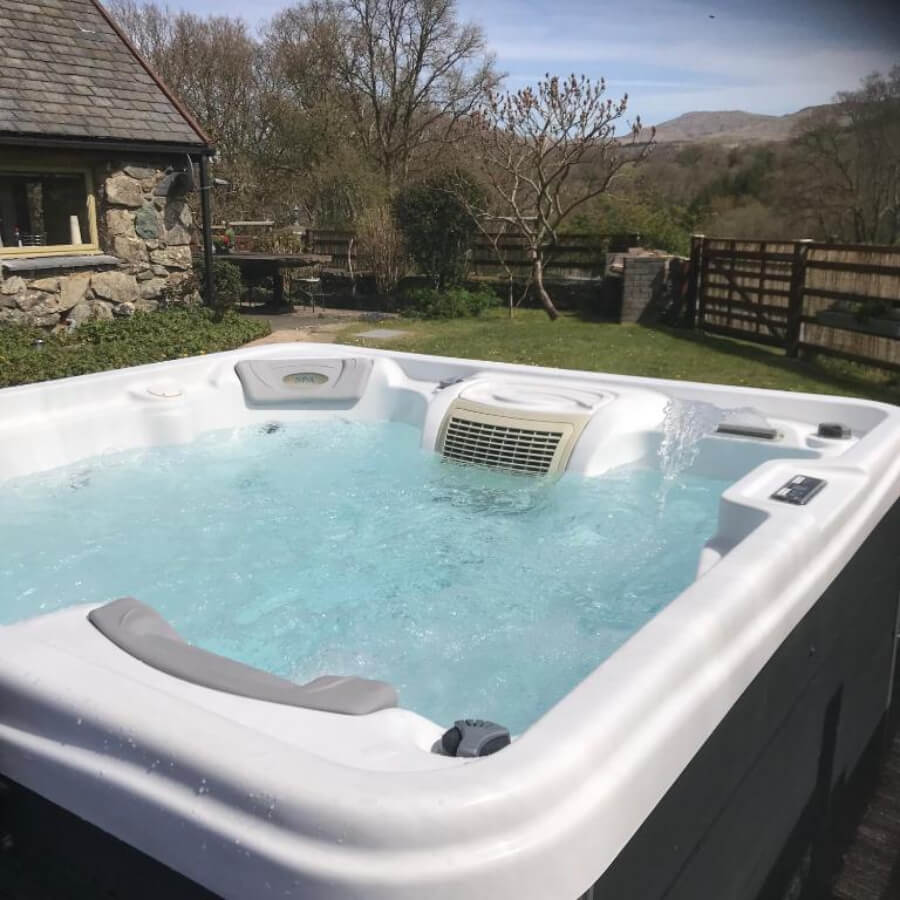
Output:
[240, 306, 404, 347]
[243, 323, 352, 346]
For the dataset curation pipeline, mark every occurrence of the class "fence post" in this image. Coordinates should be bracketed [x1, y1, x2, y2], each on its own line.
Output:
[786, 239, 813, 357]
[686, 234, 704, 329]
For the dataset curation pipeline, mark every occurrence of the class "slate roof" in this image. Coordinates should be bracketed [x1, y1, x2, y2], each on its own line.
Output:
[0, 0, 210, 148]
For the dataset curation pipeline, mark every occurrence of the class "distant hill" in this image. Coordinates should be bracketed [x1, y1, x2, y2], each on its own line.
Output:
[648, 105, 832, 144]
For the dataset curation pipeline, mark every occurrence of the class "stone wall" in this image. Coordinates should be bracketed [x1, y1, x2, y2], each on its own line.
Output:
[0, 159, 197, 330]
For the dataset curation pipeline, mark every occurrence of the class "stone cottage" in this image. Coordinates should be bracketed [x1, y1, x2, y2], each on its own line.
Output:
[0, 0, 214, 329]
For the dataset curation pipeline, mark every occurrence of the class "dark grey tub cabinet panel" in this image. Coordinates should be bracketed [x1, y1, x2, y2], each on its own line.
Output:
[0, 777, 219, 899]
[591, 499, 900, 900]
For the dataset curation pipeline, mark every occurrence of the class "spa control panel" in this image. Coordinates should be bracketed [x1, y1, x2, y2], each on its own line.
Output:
[771, 475, 827, 506]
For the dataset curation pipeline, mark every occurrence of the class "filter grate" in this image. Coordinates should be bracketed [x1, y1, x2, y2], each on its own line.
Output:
[441, 416, 563, 475]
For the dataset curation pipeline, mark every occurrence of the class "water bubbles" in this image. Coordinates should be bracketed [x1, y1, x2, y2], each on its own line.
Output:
[427, 466, 552, 517]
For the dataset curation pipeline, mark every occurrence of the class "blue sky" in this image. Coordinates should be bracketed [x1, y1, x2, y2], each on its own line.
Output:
[131, 0, 899, 124]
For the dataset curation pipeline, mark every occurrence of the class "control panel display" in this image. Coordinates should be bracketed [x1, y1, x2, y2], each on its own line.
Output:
[771, 475, 826, 506]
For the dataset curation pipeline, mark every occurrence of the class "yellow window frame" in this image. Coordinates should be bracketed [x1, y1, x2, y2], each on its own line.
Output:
[0, 162, 100, 258]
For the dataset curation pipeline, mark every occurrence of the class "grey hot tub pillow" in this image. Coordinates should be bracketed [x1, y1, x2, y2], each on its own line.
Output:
[88, 597, 396, 715]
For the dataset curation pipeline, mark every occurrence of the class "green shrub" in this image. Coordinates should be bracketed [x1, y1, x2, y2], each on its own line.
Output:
[393, 172, 483, 290]
[400, 286, 497, 319]
[571, 196, 691, 257]
[193, 259, 245, 310]
[0, 306, 270, 388]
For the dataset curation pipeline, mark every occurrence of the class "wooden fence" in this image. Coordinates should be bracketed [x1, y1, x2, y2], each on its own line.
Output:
[304, 229, 616, 280]
[467, 233, 608, 280]
[690, 236, 900, 372]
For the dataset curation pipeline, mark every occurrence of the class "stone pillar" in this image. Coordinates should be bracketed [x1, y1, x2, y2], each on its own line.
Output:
[621, 254, 671, 324]
[103, 162, 196, 313]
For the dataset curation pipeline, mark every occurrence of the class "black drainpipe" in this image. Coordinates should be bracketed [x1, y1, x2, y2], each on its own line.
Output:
[198, 154, 215, 308]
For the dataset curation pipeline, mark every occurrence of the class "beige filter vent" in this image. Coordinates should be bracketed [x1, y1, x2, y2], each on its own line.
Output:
[438, 395, 592, 475]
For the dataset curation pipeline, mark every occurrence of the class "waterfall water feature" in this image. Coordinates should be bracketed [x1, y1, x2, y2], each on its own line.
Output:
[658, 398, 726, 482]
[655, 398, 776, 511]
[655, 398, 726, 514]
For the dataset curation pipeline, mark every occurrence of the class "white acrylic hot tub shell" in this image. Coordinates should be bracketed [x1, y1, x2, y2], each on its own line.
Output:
[1, 343, 899, 900]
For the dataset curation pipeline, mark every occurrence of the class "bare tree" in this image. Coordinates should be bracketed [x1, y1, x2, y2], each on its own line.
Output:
[462, 74, 653, 320]
[272, 0, 498, 189]
[105, 0, 171, 63]
[108, 0, 334, 221]
[790, 66, 900, 244]
[260, 7, 384, 223]
[107, 1, 262, 165]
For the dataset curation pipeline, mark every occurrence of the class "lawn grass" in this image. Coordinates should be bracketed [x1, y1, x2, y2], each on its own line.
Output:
[3, 305, 896, 404]
[0, 307, 270, 389]
[335, 309, 900, 405]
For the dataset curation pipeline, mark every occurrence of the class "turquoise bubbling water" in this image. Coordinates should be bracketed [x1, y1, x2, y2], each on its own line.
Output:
[1, 421, 726, 733]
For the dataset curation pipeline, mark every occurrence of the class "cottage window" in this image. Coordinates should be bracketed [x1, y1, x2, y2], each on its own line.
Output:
[0, 169, 98, 257]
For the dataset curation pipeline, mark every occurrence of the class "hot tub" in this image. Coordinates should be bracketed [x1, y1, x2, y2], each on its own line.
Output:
[0, 344, 898, 900]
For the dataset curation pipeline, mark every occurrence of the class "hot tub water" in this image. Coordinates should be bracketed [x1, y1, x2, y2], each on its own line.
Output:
[1, 420, 728, 731]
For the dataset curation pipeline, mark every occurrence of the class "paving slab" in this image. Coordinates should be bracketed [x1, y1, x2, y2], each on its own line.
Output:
[354, 328, 409, 339]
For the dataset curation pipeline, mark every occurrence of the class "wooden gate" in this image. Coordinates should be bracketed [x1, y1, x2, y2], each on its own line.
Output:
[695, 238, 795, 348]
[690, 236, 900, 372]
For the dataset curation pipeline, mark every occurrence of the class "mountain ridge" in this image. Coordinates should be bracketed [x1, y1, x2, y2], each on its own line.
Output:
[648, 104, 832, 144]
